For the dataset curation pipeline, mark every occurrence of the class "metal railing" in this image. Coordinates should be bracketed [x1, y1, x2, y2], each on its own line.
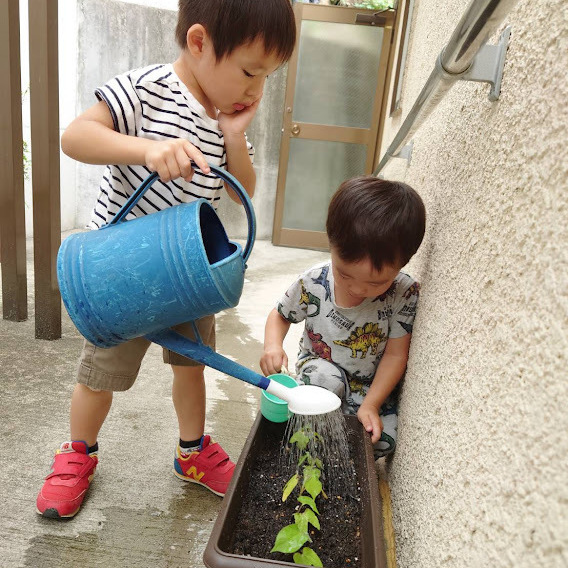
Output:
[374, 0, 521, 176]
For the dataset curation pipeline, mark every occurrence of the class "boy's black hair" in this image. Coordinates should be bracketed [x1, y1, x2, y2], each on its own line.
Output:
[176, 0, 296, 62]
[326, 176, 426, 271]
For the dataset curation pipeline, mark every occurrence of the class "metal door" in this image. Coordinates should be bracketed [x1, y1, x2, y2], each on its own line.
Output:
[272, 3, 395, 249]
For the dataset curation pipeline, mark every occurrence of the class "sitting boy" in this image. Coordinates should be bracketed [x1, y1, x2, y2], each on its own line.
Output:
[260, 176, 426, 457]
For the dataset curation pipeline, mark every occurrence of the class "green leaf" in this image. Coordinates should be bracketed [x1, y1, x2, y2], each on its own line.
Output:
[290, 430, 309, 451]
[271, 524, 310, 554]
[303, 508, 320, 530]
[282, 474, 299, 502]
[314, 458, 323, 469]
[298, 495, 319, 515]
[304, 476, 323, 500]
[293, 512, 308, 534]
[295, 510, 320, 533]
[298, 452, 310, 466]
[293, 547, 323, 567]
[303, 465, 321, 480]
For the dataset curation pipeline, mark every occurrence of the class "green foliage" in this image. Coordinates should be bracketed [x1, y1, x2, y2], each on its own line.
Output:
[294, 509, 320, 532]
[282, 473, 299, 502]
[22, 88, 31, 181]
[293, 547, 323, 567]
[302, 465, 323, 500]
[271, 523, 311, 554]
[297, 495, 319, 515]
[272, 427, 327, 565]
[23, 140, 31, 181]
[326, 0, 394, 8]
[351, 0, 394, 9]
[289, 430, 309, 451]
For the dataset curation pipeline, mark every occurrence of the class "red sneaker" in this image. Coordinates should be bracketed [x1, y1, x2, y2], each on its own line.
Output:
[36, 441, 98, 519]
[174, 435, 235, 496]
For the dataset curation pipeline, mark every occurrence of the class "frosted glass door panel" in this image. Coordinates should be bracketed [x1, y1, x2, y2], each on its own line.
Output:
[293, 21, 384, 129]
[282, 139, 367, 232]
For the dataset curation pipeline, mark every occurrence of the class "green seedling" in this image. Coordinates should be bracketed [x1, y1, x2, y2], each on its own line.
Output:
[271, 427, 325, 567]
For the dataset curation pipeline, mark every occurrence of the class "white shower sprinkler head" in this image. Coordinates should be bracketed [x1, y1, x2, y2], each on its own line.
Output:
[265, 379, 341, 416]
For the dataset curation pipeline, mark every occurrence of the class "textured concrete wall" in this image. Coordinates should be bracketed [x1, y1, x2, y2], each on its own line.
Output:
[74, 0, 179, 229]
[73, 0, 287, 239]
[379, 0, 567, 566]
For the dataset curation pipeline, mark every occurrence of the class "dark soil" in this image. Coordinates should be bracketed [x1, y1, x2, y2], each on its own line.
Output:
[229, 420, 362, 567]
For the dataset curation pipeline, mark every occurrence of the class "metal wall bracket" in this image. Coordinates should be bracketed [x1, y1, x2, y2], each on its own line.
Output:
[392, 140, 414, 164]
[355, 10, 388, 26]
[458, 26, 512, 101]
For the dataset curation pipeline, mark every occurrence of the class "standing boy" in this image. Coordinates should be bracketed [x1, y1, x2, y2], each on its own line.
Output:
[37, 0, 296, 519]
[261, 177, 426, 458]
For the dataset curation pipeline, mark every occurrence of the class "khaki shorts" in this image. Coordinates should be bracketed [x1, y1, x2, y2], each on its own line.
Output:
[77, 315, 215, 392]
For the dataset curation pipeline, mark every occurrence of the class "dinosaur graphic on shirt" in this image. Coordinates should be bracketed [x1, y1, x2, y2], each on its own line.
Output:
[403, 282, 420, 299]
[277, 302, 301, 324]
[348, 376, 367, 396]
[333, 322, 387, 359]
[311, 265, 332, 301]
[299, 279, 320, 317]
[373, 281, 397, 302]
[306, 326, 332, 360]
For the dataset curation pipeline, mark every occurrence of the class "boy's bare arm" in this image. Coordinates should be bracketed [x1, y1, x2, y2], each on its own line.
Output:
[219, 100, 259, 202]
[223, 132, 256, 201]
[357, 334, 411, 443]
[61, 100, 210, 181]
[260, 308, 291, 376]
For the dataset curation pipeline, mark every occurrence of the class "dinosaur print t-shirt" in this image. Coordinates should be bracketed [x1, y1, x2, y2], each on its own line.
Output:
[277, 261, 419, 389]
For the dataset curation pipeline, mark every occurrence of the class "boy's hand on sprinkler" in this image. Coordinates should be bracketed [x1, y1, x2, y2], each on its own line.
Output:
[357, 404, 383, 444]
[145, 138, 210, 183]
[260, 345, 289, 377]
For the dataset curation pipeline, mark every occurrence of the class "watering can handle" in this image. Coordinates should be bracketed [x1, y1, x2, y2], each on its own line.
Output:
[107, 163, 256, 263]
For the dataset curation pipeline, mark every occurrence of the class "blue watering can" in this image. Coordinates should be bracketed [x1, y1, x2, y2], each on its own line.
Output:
[57, 164, 340, 416]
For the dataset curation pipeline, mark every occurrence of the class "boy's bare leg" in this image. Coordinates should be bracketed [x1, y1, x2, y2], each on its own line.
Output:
[70, 383, 113, 447]
[171, 365, 206, 441]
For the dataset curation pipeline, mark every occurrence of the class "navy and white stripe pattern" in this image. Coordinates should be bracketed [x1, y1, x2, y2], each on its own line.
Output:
[89, 64, 255, 229]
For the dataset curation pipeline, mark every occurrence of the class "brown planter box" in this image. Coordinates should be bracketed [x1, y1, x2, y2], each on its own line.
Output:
[204, 413, 387, 568]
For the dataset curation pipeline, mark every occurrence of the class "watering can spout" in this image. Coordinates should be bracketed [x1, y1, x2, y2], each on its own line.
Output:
[148, 329, 341, 417]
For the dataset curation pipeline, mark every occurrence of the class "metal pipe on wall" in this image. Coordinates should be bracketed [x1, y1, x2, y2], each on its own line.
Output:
[373, 0, 521, 176]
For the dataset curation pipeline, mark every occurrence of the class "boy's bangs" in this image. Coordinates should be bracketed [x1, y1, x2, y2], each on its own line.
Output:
[177, 0, 296, 63]
[213, 0, 296, 62]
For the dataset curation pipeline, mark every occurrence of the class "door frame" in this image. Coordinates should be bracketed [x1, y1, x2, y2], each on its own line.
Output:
[272, 3, 395, 249]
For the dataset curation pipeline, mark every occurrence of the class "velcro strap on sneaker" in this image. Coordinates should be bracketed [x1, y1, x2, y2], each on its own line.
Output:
[46, 452, 95, 480]
[199, 443, 229, 469]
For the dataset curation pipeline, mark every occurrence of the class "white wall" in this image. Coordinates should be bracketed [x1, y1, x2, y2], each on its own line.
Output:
[19, 0, 78, 234]
[19, 0, 178, 236]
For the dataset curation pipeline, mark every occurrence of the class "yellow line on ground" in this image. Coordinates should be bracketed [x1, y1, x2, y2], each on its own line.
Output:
[379, 477, 397, 568]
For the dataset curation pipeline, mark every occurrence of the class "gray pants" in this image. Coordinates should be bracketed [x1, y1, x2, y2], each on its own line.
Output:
[297, 357, 398, 459]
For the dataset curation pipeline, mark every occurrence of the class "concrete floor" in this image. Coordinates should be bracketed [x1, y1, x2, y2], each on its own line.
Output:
[0, 238, 329, 568]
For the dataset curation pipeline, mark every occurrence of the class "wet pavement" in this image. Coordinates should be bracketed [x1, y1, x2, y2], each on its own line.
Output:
[0, 238, 328, 568]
